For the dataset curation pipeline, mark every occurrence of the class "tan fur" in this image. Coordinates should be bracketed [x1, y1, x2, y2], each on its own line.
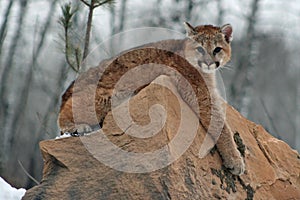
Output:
[58, 23, 245, 175]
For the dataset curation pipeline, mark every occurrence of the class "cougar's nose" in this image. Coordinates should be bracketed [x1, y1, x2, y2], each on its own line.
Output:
[203, 55, 214, 66]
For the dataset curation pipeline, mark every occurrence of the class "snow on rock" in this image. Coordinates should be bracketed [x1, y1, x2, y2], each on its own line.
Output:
[55, 133, 71, 139]
[0, 177, 26, 200]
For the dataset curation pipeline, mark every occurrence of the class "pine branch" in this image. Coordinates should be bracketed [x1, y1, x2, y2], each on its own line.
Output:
[60, 0, 115, 71]
[59, 3, 80, 72]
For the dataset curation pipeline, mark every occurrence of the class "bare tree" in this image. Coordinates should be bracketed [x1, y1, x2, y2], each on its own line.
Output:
[184, 0, 194, 22]
[229, 0, 261, 116]
[0, 0, 15, 174]
[0, 0, 29, 165]
[26, 59, 67, 187]
[8, 0, 59, 154]
[0, 0, 61, 187]
[117, 0, 127, 33]
[109, 5, 116, 35]
[295, 50, 300, 149]
[0, 0, 14, 59]
[216, 0, 224, 25]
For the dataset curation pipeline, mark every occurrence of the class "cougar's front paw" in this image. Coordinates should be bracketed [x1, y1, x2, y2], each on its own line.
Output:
[60, 124, 93, 136]
[71, 124, 93, 136]
[223, 155, 245, 175]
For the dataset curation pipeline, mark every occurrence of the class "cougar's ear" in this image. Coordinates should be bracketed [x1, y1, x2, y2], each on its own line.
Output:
[184, 22, 197, 37]
[221, 24, 233, 43]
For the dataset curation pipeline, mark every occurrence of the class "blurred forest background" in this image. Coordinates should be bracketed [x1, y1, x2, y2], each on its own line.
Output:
[0, 0, 299, 189]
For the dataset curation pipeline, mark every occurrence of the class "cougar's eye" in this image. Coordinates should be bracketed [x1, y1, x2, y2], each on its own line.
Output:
[213, 47, 222, 55]
[196, 46, 205, 54]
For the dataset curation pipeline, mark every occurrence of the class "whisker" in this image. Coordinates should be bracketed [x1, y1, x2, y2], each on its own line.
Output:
[222, 64, 234, 72]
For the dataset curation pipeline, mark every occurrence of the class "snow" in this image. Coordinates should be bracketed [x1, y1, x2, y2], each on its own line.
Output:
[0, 177, 26, 200]
[55, 133, 71, 139]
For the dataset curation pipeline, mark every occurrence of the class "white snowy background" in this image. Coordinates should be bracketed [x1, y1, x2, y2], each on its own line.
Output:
[0, 177, 25, 200]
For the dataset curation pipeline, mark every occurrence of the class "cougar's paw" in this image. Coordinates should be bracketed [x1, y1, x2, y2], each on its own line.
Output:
[70, 124, 93, 136]
[60, 124, 93, 137]
[223, 155, 245, 175]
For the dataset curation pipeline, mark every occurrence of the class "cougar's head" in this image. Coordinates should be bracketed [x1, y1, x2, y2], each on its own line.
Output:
[183, 22, 232, 73]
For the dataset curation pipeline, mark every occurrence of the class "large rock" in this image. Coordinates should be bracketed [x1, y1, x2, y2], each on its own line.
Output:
[23, 76, 300, 200]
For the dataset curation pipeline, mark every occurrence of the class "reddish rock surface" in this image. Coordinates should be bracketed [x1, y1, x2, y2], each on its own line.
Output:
[23, 76, 300, 200]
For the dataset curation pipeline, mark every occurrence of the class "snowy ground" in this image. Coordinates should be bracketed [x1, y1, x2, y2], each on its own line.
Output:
[0, 177, 26, 200]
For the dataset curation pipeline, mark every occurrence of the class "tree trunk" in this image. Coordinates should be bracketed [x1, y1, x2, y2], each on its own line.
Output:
[0, 0, 29, 164]
[229, 0, 260, 116]
[117, 0, 127, 33]
[0, 0, 14, 58]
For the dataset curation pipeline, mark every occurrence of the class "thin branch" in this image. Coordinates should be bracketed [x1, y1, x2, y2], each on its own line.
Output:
[79, 0, 91, 7]
[94, 0, 114, 8]
[18, 160, 39, 185]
